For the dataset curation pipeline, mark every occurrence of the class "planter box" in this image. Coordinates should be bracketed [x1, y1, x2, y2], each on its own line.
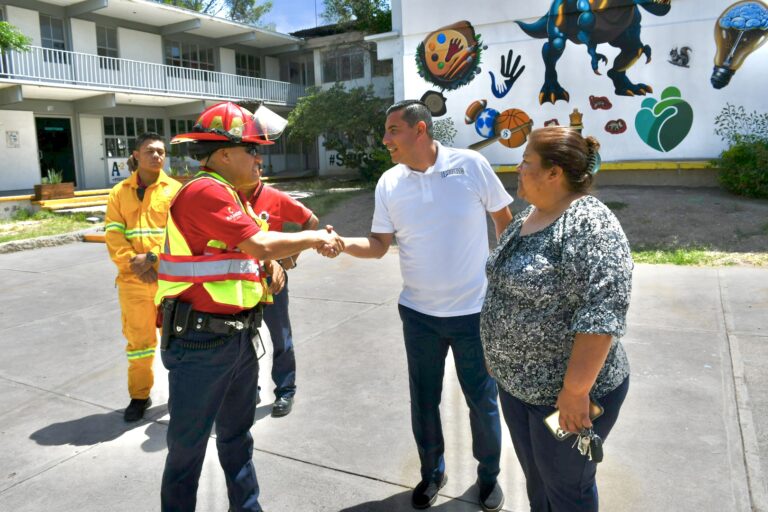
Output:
[34, 182, 75, 201]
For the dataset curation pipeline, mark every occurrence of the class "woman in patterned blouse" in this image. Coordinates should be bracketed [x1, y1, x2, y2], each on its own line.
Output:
[480, 127, 633, 512]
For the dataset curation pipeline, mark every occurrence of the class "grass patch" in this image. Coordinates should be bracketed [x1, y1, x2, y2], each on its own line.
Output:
[0, 210, 94, 243]
[632, 248, 768, 266]
[604, 201, 628, 211]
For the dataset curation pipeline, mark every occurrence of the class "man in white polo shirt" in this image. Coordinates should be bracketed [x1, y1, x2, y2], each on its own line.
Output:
[342, 100, 513, 511]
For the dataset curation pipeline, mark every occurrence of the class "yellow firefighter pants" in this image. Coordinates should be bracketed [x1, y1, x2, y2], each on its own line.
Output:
[117, 280, 159, 400]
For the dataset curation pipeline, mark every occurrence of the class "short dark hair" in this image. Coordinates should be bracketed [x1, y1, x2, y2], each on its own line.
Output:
[386, 100, 433, 138]
[133, 132, 164, 151]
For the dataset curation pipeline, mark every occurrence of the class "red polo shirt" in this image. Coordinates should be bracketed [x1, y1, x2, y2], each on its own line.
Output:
[170, 178, 261, 314]
[242, 182, 313, 233]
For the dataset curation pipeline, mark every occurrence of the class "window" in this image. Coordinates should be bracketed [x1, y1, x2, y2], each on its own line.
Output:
[371, 47, 393, 77]
[164, 40, 215, 71]
[97, 26, 119, 70]
[40, 14, 67, 63]
[104, 117, 164, 158]
[236, 52, 260, 78]
[322, 47, 364, 83]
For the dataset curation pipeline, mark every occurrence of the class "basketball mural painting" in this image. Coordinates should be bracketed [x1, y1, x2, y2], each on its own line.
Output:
[464, 99, 533, 151]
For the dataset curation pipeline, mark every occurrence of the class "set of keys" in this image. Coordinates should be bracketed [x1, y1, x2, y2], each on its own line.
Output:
[572, 428, 604, 463]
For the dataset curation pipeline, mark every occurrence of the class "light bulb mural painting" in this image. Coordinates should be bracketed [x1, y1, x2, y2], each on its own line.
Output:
[711, 1, 768, 89]
[516, 0, 672, 104]
[416, 21, 486, 117]
[634, 86, 694, 152]
[464, 100, 534, 151]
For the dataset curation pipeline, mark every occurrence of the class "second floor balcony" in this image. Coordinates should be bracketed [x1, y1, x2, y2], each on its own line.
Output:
[0, 46, 307, 107]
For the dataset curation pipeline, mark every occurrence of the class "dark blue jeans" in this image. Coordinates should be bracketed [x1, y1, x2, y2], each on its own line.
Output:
[263, 280, 296, 399]
[398, 304, 502, 485]
[161, 328, 261, 512]
[498, 377, 630, 512]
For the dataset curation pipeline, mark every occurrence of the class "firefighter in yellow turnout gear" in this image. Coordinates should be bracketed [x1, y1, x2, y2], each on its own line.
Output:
[105, 132, 181, 422]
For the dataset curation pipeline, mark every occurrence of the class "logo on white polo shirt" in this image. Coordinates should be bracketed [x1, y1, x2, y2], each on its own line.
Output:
[440, 167, 465, 178]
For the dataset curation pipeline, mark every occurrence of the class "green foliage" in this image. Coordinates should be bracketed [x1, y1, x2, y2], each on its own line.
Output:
[41, 169, 64, 185]
[322, 0, 391, 33]
[714, 104, 768, 199]
[157, 0, 272, 25]
[717, 140, 768, 199]
[0, 22, 31, 52]
[288, 84, 391, 182]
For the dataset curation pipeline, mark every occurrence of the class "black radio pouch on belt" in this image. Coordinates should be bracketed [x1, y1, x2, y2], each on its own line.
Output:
[160, 298, 177, 351]
[172, 301, 193, 338]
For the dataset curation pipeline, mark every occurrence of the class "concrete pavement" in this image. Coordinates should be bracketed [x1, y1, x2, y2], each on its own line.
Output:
[0, 243, 766, 511]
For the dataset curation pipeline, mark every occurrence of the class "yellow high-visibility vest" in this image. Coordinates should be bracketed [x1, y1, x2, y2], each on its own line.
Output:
[155, 171, 272, 309]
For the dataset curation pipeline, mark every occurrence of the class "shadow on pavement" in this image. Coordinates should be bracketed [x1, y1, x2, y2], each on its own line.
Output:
[338, 485, 483, 511]
[29, 404, 168, 448]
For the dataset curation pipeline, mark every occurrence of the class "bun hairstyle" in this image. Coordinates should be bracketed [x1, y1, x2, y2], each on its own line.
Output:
[528, 127, 601, 193]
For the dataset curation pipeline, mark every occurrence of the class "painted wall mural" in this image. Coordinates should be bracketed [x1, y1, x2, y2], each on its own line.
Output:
[634, 86, 694, 151]
[488, 49, 526, 99]
[516, 0, 672, 104]
[403, 0, 766, 162]
[668, 46, 692, 67]
[464, 100, 533, 150]
[416, 21, 486, 116]
[711, 1, 768, 88]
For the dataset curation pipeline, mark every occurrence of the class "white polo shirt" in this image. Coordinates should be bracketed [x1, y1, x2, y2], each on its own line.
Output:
[372, 141, 513, 317]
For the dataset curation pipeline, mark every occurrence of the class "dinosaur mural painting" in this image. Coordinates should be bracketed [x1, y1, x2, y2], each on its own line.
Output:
[517, 0, 672, 104]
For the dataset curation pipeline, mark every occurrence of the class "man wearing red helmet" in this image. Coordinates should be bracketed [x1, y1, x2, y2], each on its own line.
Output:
[155, 102, 343, 512]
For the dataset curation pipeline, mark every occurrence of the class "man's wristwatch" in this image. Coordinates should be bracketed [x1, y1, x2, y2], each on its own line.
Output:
[146, 252, 158, 264]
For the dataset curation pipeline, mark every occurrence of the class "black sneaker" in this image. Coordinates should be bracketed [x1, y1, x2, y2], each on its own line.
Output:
[271, 396, 293, 418]
[411, 473, 447, 509]
[478, 479, 504, 512]
[124, 397, 152, 422]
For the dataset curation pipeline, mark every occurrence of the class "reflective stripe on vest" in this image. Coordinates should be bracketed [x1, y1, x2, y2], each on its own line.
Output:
[154, 172, 268, 308]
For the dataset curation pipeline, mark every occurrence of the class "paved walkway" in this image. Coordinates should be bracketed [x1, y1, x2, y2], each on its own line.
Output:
[0, 243, 766, 511]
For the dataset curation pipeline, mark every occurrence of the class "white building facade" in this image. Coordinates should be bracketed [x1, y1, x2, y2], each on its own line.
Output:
[0, 0, 394, 193]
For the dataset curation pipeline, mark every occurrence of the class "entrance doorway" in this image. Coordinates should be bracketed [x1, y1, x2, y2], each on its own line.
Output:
[35, 117, 76, 185]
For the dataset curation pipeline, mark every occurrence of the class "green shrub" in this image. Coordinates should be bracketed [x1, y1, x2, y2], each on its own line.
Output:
[714, 104, 768, 198]
[11, 208, 32, 221]
[717, 140, 768, 199]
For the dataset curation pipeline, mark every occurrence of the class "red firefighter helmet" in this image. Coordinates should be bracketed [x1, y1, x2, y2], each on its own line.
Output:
[171, 102, 287, 146]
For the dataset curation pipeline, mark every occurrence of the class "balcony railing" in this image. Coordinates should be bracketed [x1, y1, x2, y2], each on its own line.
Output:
[0, 46, 307, 106]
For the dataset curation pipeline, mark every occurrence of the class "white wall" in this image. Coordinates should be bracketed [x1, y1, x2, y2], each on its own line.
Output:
[396, 0, 768, 164]
[0, 111, 40, 191]
[264, 56, 280, 81]
[6, 6, 40, 46]
[220, 48, 236, 74]
[71, 19, 97, 54]
[118, 28, 163, 64]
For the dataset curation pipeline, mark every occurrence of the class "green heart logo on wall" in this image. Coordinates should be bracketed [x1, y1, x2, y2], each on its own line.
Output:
[634, 87, 694, 152]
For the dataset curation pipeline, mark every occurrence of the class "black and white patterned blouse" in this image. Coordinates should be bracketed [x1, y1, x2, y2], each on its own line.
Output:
[480, 195, 633, 406]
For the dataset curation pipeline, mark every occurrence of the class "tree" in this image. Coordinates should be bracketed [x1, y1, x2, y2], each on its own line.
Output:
[322, 0, 391, 33]
[157, 0, 272, 25]
[0, 22, 31, 52]
[288, 84, 391, 181]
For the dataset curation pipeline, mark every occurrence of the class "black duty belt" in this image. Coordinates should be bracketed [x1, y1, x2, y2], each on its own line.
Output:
[160, 299, 262, 350]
